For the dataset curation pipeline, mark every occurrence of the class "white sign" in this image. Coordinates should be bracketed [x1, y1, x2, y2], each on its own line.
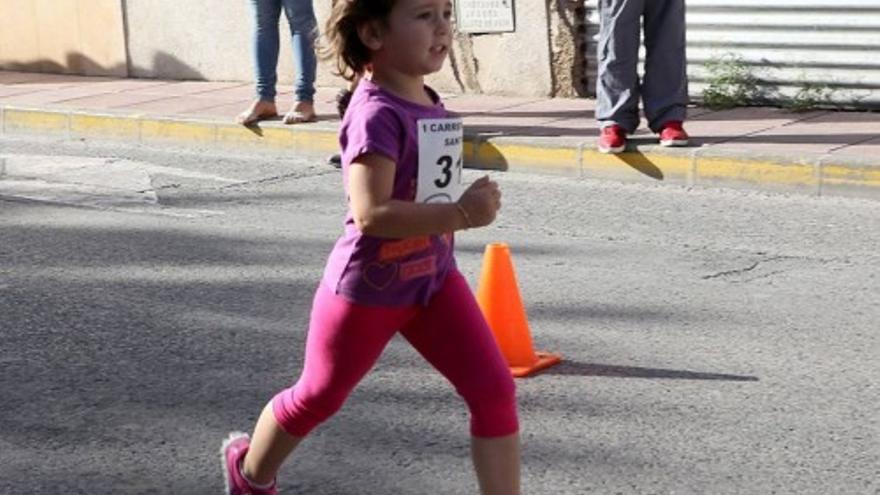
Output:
[416, 118, 464, 204]
[455, 0, 515, 34]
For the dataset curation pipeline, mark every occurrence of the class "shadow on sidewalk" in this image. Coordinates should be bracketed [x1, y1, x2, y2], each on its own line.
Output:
[1, 51, 204, 81]
[541, 360, 759, 381]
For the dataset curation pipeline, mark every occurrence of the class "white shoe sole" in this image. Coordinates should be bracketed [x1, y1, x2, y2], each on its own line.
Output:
[660, 139, 689, 147]
[598, 144, 625, 154]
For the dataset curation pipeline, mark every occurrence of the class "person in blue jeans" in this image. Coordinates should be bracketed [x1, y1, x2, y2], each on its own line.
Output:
[238, 0, 318, 125]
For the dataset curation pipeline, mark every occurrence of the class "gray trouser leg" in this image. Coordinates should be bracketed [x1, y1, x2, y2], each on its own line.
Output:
[596, 0, 644, 133]
[643, 0, 688, 132]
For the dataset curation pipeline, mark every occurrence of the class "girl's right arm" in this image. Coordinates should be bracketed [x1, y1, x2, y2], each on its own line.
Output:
[348, 152, 501, 239]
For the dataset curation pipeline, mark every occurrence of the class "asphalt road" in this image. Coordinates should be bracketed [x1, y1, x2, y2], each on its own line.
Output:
[1, 135, 878, 494]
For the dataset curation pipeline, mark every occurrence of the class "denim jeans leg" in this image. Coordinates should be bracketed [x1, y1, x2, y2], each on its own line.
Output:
[282, 0, 317, 103]
[252, 0, 282, 102]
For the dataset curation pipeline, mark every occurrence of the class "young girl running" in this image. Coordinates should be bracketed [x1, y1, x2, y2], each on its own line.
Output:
[220, 0, 521, 494]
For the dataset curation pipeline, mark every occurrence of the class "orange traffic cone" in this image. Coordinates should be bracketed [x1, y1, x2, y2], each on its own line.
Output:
[476, 243, 561, 378]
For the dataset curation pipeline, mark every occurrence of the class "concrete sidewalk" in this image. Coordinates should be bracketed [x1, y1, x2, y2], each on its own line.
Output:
[2, 70, 878, 199]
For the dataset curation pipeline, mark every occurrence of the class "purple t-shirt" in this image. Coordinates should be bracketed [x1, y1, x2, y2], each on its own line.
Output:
[322, 79, 458, 307]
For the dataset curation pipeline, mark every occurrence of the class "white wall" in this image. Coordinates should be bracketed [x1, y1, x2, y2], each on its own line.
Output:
[123, 0, 555, 96]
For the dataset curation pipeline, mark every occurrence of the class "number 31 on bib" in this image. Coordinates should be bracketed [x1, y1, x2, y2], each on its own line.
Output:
[416, 118, 464, 204]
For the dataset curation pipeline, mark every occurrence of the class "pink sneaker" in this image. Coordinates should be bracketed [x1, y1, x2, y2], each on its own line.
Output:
[220, 432, 277, 495]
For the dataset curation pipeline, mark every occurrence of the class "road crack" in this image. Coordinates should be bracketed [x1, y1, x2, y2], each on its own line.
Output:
[701, 255, 828, 281]
[219, 169, 336, 189]
[702, 261, 760, 279]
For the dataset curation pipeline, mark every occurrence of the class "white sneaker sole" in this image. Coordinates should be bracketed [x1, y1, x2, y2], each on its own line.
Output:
[660, 139, 689, 147]
[598, 144, 625, 154]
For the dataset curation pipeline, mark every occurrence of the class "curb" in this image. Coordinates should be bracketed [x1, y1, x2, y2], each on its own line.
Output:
[2, 105, 878, 200]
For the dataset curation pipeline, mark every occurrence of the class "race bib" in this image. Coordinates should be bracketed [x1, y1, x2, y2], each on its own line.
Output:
[416, 118, 464, 204]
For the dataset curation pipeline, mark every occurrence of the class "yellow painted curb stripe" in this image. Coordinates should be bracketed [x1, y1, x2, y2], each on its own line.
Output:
[215, 126, 338, 152]
[4, 109, 68, 132]
[255, 127, 303, 148]
[476, 143, 579, 170]
[141, 120, 215, 143]
[697, 157, 815, 186]
[821, 164, 880, 188]
[290, 131, 338, 152]
[70, 114, 139, 139]
[216, 125, 272, 146]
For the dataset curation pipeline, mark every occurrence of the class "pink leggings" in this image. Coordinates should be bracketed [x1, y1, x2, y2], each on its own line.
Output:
[272, 270, 518, 438]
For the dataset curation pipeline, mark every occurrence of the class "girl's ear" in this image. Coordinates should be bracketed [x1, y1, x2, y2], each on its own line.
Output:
[357, 20, 384, 51]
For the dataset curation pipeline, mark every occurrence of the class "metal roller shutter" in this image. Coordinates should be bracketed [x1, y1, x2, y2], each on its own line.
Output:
[585, 0, 880, 108]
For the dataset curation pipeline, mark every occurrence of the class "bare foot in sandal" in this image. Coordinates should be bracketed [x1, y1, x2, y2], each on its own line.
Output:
[237, 99, 278, 125]
[282, 101, 317, 124]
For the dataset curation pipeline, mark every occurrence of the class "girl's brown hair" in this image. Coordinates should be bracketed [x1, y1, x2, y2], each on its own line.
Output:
[321, 0, 397, 81]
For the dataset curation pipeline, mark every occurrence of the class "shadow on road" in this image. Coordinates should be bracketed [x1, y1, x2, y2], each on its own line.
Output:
[541, 360, 758, 381]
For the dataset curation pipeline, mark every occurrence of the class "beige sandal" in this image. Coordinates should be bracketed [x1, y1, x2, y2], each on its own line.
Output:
[236, 100, 278, 126]
[282, 101, 317, 124]
[282, 110, 318, 124]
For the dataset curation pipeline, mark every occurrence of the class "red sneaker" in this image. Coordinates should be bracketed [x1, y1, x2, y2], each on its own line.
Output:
[598, 125, 627, 154]
[659, 121, 689, 147]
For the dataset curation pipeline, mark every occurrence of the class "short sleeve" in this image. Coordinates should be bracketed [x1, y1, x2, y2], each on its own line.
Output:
[340, 103, 403, 167]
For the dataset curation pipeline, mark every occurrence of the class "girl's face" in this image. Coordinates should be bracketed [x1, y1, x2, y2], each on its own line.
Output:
[372, 0, 453, 76]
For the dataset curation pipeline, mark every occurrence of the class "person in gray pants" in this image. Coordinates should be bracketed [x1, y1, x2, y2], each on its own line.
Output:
[596, 0, 690, 153]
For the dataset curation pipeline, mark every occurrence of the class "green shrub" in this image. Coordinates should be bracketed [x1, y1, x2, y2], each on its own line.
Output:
[701, 54, 762, 110]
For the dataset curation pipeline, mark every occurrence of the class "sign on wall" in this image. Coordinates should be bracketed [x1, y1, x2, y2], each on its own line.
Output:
[455, 0, 516, 34]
